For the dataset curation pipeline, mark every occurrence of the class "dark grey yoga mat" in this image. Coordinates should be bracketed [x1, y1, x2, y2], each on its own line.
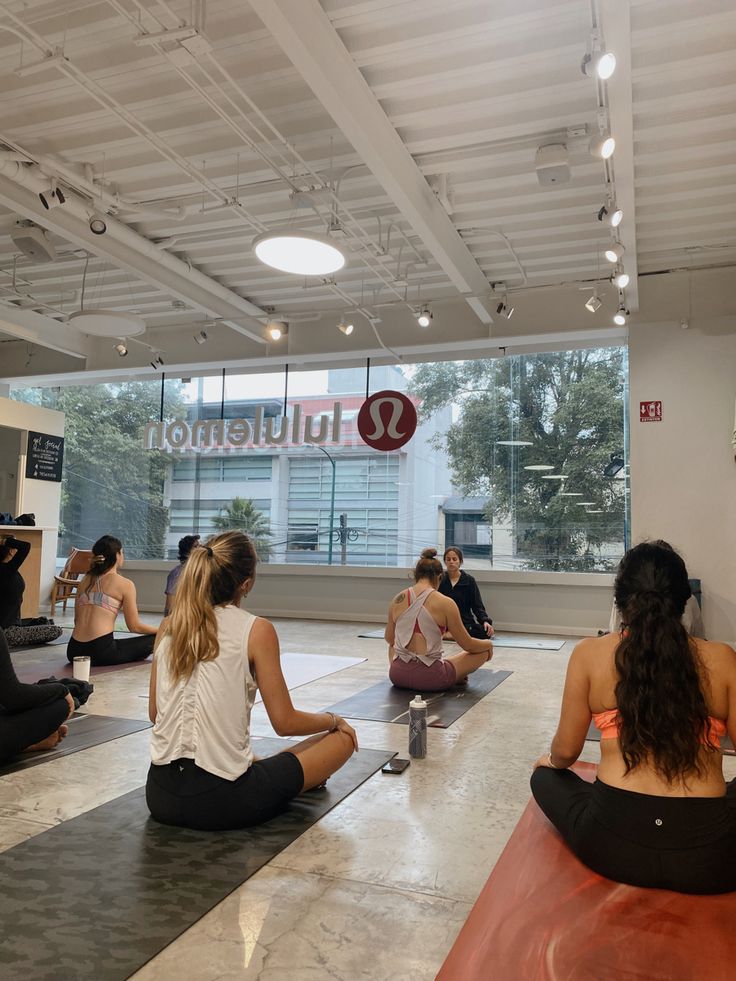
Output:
[0, 713, 153, 776]
[324, 669, 512, 727]
[587, 720, 736, 755]
[357, 628, 565, 650]
[0, 738, 394, 981]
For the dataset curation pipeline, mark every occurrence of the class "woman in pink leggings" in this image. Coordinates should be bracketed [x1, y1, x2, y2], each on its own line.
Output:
[385, 548, 493, 692]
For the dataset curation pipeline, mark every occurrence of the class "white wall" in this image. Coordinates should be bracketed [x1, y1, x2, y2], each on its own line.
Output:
[629, 318, 736, 642]
[124, 560, 614, 635]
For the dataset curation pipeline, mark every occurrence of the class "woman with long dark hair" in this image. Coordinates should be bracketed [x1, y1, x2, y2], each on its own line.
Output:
[146, 531, 357, 831]
[385, 547, 493, 692]
[531, 541, 736, 894]
[0, 535, 63, 647]
[438, 546, 494, 640]
[67, 535, 156, 666]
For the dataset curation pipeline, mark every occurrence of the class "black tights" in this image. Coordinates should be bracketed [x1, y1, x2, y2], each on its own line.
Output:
[67, 632, 154, 666]
[0, 697, 69, 764]
[531, 767, 736, 894]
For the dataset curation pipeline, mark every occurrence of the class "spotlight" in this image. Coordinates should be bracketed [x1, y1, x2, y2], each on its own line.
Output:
[114, 342, 128, 357]
[597, 203, 622, 227]
[89, 213, 107, 235]
[613, 306, 627, 326]
[604, 452, 624, 478]
[416, 306, 432, 327]
[150, 355, 164, 369]
[193, 330, 208, 345]
[613, 269, 630, 289]
[581, 50, 616, 81]
[38, 181, 66, 210]
[266, 320, 288, 341]
[495, 301, 514, 319]
[338, 319, 354, 336]
[604, 242, 625, 263]
[589, 133, 615, 159]
[585, 292, 602, 313]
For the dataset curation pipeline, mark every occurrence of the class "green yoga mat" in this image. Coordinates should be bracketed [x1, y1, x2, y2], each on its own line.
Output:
[0, 738, 394, 981]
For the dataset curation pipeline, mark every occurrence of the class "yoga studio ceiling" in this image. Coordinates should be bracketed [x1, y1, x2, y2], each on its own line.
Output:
[0, 0, 734, 381]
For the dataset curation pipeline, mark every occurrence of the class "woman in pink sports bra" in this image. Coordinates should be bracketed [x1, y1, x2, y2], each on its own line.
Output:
[385, 548, 492, 692]
[67, 535, 157, 667]
[531, 541, 736, 894]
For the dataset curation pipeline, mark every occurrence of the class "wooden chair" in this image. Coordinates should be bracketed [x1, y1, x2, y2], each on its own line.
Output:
[50, 548, 93, 616]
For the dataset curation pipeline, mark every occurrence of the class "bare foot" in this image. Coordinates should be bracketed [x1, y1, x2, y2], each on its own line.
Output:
[23, 724, 68, 753]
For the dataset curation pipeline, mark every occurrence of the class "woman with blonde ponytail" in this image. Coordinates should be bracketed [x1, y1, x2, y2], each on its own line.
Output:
[147, 531, 358, 831]
[68, 535, 156, 666]
[532, 541, 736, 894]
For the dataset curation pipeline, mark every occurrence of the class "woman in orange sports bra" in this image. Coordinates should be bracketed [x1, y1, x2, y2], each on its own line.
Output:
[67, 535, 157, 667]
[385, 548, 492, 692]
[531, 541, 736, 894]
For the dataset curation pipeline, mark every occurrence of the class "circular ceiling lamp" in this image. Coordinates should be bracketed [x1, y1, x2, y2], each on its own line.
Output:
[69, 309, 146, 337]
[541, 474, 568, 480]
[496, 440, 533, 447]
[524, 464, 555, 471]
[253, 230, 346, 276]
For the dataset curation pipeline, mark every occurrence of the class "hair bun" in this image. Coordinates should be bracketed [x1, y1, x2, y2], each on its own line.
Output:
[420, 547, 438, 560]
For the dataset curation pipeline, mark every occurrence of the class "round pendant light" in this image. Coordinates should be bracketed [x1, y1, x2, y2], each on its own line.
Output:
[69, 309, 146, 337]
[253, 230, 346, 276]
[495, 440, 533, 447]
[524, 464, 555, 471]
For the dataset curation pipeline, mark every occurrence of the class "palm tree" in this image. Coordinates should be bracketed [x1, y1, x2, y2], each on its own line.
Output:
[211, 497, 272, 559]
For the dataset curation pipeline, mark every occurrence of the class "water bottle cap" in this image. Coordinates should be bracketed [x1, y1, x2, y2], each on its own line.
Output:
[410, 694, 427, 708]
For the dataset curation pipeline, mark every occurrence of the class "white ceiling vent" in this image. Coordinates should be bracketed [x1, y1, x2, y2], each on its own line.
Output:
[535, 144, 570, 186]
[10, 221, 56, 263]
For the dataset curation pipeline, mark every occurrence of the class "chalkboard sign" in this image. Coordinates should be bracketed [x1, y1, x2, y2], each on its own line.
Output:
[25, 431, 64, 482]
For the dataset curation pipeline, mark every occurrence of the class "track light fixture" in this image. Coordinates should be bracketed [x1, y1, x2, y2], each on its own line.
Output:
[613, 269, 630, 289]
[266, 320, 288, 341]
[150, 355, 164, 369]
[193, 330, 208, 345]
[338, 319, 354, 336]
[39, 180, 66, 210]
[581, 30, 616, 80]
[89, 213, 107, 235]
[585, 291, 602, 313]
[589, 132, 615, 159]
[416, 306, 432, 327]
[604, 242, 625, 263]
[496, 300, 514, 319]
[114, 342, 128, 357]
[597, 202, 622, 227]
[613, 305, 628, 326]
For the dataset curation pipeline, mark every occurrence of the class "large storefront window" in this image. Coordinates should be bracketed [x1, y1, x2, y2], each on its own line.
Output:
[12, 347, 628, 571]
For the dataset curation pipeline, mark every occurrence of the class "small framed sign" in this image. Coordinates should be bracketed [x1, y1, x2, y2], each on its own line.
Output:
[639, 400, 662, 423]
[25, 431, 64, 482]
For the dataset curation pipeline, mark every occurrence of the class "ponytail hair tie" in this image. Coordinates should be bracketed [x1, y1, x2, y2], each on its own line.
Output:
[198, 543, 214, 557]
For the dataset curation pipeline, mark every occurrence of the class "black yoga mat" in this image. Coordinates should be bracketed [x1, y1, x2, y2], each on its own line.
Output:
[586, 721, 735, 756]
[323, 669, 512, 728]
[11, 642, 150, 684]
[0, 738, 394, 981]
[357, 627, 565, 649]
[0, 713, 152, 776]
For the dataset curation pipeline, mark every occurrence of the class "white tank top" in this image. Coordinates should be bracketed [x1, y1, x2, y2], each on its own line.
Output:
[150, 604, 258, 781]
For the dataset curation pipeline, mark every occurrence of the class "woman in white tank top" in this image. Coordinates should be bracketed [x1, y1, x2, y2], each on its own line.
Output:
[146, 531, 358, 831]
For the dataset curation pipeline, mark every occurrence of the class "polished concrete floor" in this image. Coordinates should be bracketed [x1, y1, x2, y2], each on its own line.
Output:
[4, 619, 734, 980]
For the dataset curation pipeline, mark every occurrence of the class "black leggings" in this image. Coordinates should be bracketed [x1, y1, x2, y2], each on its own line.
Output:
[531, 767, 736, 894]
[67, 632, 154, 667]
[146, 752, 305, 831]
[464, 621, 490, 639]
[0, 697, 69, 764]
[4, 621, 64, 647]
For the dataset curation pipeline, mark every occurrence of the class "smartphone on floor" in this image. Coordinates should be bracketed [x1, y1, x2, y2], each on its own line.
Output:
[382, 757, 410, 774]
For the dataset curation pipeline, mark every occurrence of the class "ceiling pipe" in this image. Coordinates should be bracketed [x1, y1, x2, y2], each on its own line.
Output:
[0, 157, 270, 344]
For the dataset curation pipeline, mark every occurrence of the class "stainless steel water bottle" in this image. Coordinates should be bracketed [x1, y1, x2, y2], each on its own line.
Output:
[408, 694, 427, 759]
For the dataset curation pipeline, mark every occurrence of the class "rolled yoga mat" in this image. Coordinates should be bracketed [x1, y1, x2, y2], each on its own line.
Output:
[0, 737, 394, 981]
[357, 628, 565, 650]
[323, 669, 512, 728]
[0, 713, 152, 776]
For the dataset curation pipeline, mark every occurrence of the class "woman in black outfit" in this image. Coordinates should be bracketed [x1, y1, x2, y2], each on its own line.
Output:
[0, 629, 74, 762]
[438, 546, 495, 640]
[0, 535, 63, 647]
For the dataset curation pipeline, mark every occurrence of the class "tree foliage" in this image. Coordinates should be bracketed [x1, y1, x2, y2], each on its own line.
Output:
[409, 349, 627, 571]
[17, 382, 183, 559]
[212, 496, 273, 560]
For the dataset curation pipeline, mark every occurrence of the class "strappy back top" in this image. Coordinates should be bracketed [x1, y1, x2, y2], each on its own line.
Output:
[593, 708, 726, 745]
[76, 576, 122, 616]
[393, 588, 445, 665]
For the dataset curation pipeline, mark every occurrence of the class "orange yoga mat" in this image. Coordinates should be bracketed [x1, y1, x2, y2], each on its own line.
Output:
[437, 763, 736, 981]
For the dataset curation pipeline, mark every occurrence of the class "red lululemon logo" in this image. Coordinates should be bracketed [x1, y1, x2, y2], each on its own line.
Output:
[357, 390, 418, 451]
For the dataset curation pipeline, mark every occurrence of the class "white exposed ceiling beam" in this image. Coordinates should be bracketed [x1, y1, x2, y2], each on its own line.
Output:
[0, 162, 270, 345]
[248, 0, 494, 324]
[599, 0, 639, 311]
[0, 305, 89, 358]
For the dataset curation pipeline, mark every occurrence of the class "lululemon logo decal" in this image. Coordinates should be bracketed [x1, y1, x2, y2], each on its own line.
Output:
[357, 390, 418, 451]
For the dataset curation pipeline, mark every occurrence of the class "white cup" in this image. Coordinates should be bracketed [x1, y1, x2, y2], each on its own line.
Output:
[73, 656, 91, 682]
